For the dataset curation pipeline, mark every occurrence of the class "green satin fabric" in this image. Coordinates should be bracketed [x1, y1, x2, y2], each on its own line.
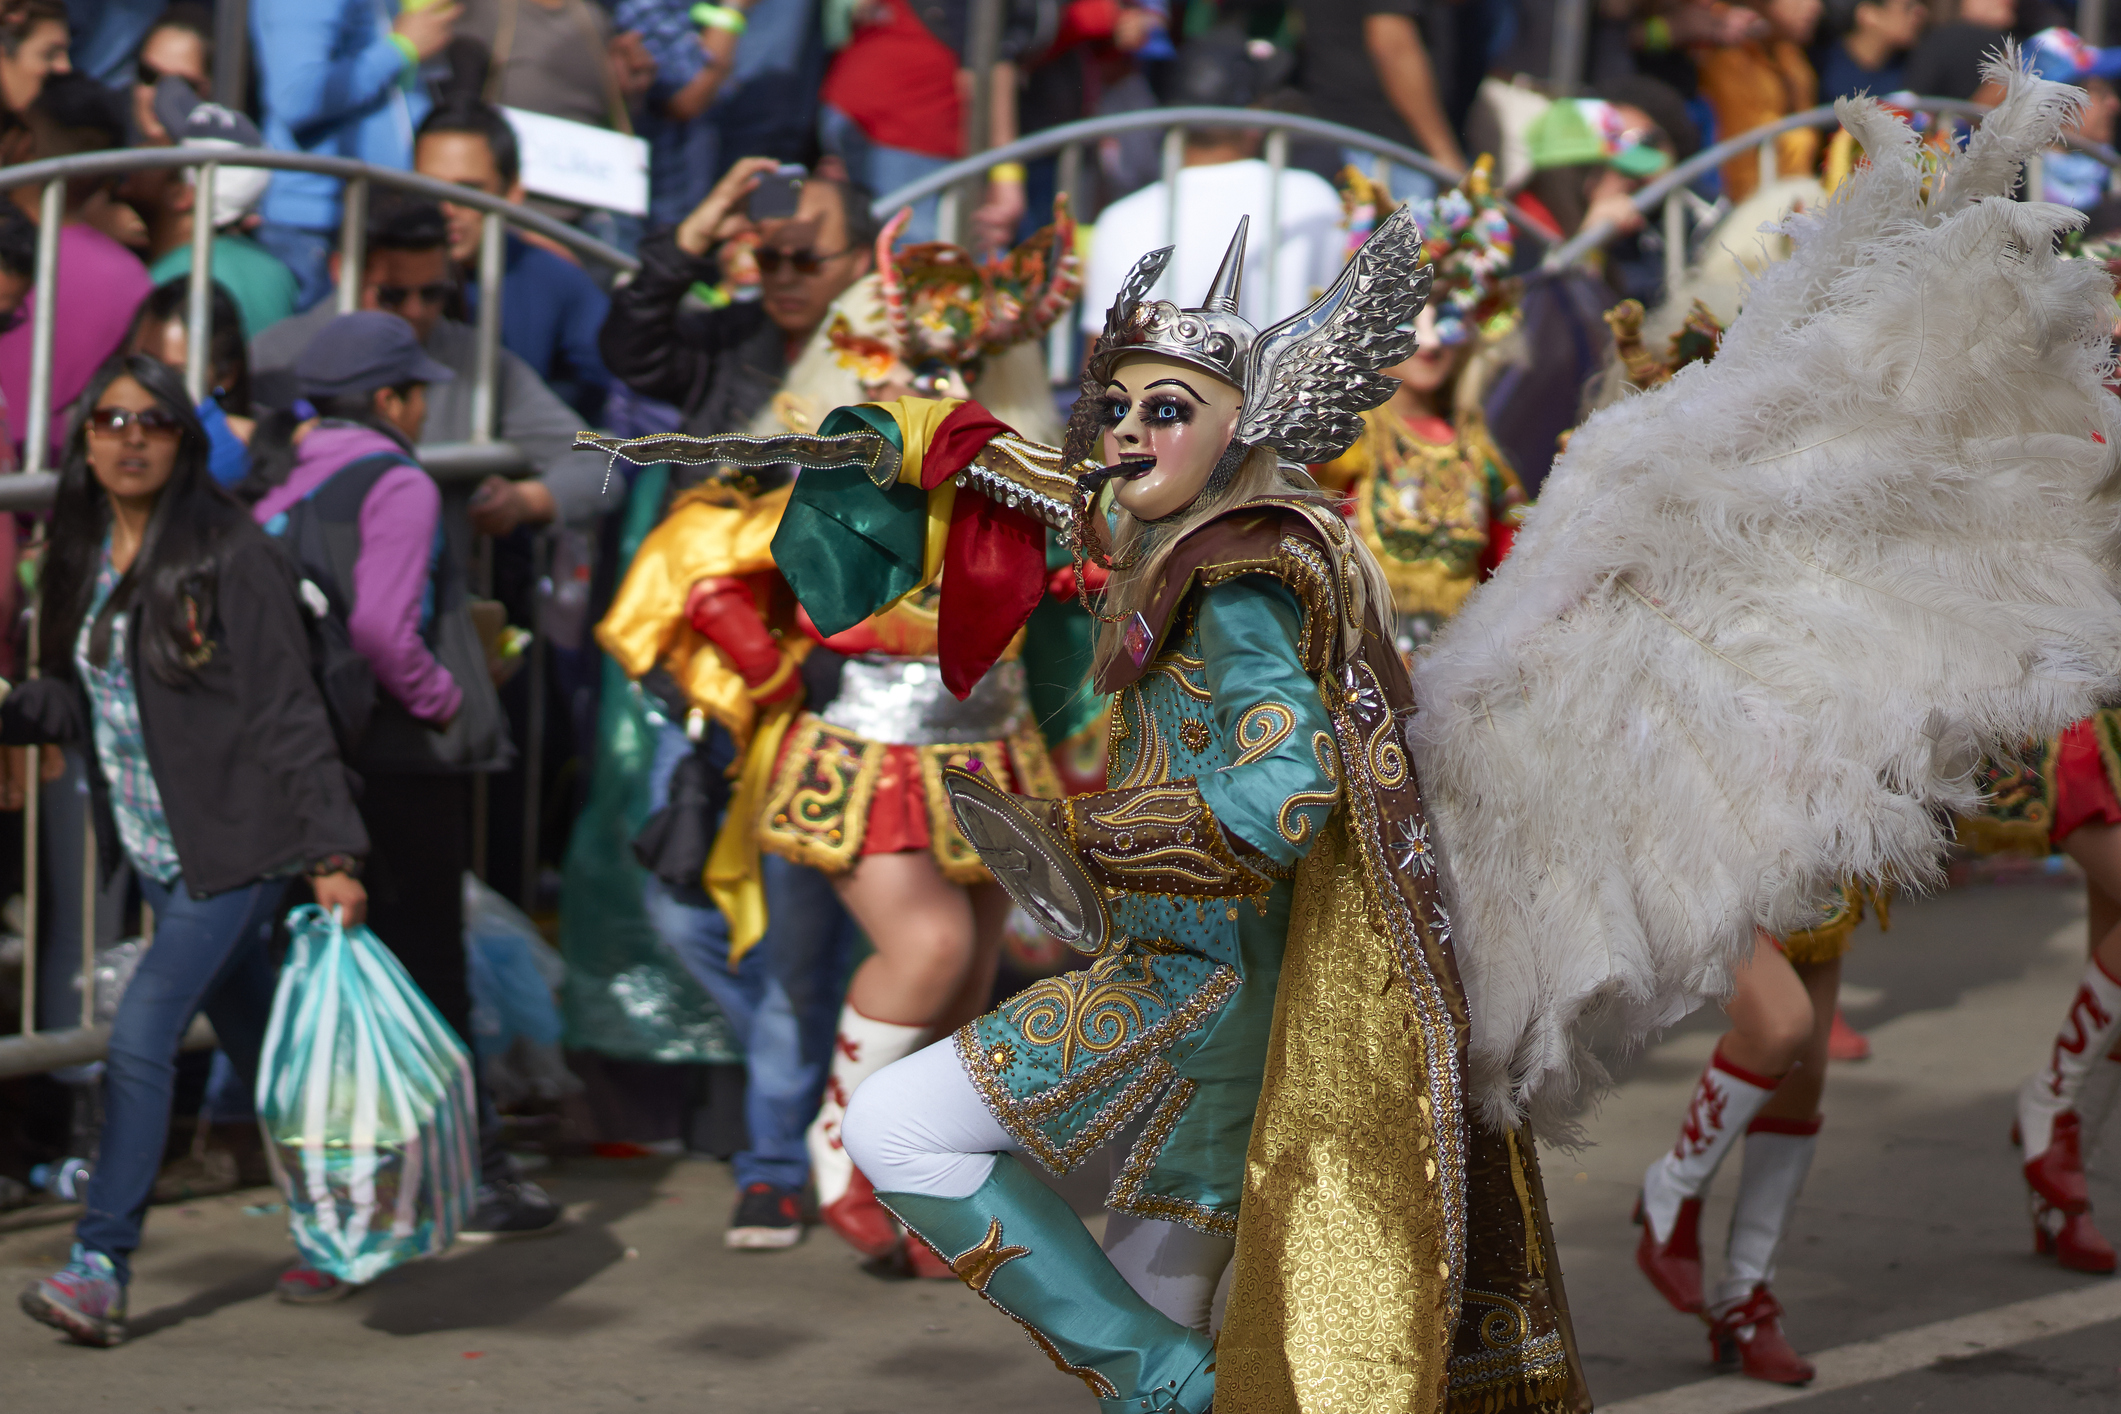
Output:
[771, 408, 927, 636]
[880, 1156, 1216, 1412]
[1191, 578, 1338, 868]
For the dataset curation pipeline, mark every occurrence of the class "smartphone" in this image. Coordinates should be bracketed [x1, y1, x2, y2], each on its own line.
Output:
[748, 165, 807, 221]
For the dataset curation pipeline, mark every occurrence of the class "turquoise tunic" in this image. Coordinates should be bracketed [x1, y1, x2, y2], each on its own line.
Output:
[956, 576, 1338, 1234]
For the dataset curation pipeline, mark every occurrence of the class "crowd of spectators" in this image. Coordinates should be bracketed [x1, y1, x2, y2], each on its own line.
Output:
[0, 0, 2115, 1281]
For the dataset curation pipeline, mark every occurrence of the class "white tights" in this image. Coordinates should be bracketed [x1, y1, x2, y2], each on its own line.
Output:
[842, 1037, 1236, 1332]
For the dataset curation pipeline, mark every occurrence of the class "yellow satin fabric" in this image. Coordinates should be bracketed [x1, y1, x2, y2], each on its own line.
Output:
[595, 481, 795, 753]
[1219, 815, 1454, 1412]
[707, 698, 800, 963]
[594, 480, 804, 966]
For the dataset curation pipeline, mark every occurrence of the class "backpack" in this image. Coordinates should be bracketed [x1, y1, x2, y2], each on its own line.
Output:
[269, 451, 513, 775]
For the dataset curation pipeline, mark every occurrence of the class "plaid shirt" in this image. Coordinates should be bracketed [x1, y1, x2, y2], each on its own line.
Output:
[77, 552, 182, 884]
[614, 0, 709, 91]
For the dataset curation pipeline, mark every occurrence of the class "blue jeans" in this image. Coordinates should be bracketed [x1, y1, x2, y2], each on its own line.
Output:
[76, 875, 287, 1284]
[820, 104, 950, 242]
[642, 721, 857, 1191]
[1341, 147, 1439, 205]
[252, 223, 336, 314]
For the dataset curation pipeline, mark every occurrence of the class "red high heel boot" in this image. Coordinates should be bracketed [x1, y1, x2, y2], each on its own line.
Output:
[2026, 1112, 2118, 1274]
[1707, 1284, 1814, 1385]
[820, 1167, 904, 1260]
[1633, 1192, 1706, 1313]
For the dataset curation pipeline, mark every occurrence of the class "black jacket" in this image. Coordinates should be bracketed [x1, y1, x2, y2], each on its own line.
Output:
[599, 232, 789, 439]
[1, 528, 369, 896]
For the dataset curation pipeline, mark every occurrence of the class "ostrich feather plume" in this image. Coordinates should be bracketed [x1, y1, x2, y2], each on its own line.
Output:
[1412, 51, 2121, 1136]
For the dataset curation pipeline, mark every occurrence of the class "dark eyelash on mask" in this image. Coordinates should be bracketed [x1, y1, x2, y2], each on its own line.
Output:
[1099, 396, 1129, 424]
[1140, 394, 1195, 424]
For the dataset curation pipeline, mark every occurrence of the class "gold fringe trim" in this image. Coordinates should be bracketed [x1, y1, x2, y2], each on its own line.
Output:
[1444, 1371, 1575, 1414]
[1952, 813, 2052, 859]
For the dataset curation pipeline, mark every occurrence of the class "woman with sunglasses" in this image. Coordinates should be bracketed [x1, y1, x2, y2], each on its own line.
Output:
[11, 355, 367, 1347]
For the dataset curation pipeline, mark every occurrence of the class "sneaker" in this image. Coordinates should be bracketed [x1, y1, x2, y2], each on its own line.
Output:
[458, 1178, 565, 1243]
[275, 1260, 358, 1304]
[19, 1244, 126, 1346]
[725, 1182, 804, 1250]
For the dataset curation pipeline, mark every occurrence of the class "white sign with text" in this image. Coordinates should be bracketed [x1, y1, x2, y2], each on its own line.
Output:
[502, 106, 649, 216]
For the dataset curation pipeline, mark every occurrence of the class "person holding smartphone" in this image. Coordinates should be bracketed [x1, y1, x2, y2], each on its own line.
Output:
[11, 357, 367, 1347]
[598, 156, 878, 439]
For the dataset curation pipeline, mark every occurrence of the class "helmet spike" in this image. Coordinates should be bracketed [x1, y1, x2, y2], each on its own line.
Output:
[1200, 216, 1248, 315]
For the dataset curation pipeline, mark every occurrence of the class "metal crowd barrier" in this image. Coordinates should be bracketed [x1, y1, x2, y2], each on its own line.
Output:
[0, 150, 637, 1079]
[874, 106, 1554, 387]
[8, 95, 2113, 1076]
[1545, 96, 2121, 285]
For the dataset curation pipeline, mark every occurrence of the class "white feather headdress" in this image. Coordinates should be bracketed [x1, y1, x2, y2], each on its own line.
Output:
[1413, 51, 2121, 1136]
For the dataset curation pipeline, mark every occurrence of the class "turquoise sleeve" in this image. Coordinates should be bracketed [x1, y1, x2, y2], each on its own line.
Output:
[1194, 577, 1338, 866]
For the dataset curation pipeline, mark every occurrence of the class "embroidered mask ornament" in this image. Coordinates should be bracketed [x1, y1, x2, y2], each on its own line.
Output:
[1342, 155, 1518, 348]
[828, 201, 1082, 402]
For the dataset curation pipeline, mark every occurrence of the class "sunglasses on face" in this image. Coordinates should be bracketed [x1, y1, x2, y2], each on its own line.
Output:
[86, 405, 183, 439]
[375, 282, 455, 310]
[136, 59, 208, 94]
[754, 246, 850, 276]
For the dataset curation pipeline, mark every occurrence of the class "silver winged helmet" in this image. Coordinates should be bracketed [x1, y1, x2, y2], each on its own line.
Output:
[1071, 204, 1435, 473]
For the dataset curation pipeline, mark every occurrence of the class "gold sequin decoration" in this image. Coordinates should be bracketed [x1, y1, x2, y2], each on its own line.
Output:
[1232, 702, 1296, 767]
[1001, 954, 1166, 1073]
[1179, 717, 1212, 753]
[1219, 815, 1453, 1412]
[1105, 1078, 1239, 1236]
[756, 715, 886, 873]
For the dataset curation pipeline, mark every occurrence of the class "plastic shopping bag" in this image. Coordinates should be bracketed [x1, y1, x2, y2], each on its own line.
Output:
[463, 873, 565, 1059]
[258, 905, 479, 1284]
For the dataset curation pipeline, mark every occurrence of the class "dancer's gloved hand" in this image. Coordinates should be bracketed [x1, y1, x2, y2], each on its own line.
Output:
[1044, 561, 1110, 599]
[685, 577, 800, 702]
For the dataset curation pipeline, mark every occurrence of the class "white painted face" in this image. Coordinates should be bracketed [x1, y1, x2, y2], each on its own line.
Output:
[1097, 354, 1243, 521]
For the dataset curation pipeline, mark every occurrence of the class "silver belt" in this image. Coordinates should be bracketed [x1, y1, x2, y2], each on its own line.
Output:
[818, 657, 1027, 746]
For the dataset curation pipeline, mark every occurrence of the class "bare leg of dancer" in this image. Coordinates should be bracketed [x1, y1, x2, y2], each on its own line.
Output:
[808, 853, 1008, 1262]
[1636, 928, 1820, 1384]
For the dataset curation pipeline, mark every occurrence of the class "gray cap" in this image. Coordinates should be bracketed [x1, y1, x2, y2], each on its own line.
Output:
[295, 312, 455, 400]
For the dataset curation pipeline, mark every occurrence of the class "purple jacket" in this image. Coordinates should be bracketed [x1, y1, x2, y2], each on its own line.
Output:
[252, 424, 463, 725]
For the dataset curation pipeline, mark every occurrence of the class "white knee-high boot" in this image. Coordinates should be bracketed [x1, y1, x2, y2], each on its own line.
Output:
[809, 1006, 926, 1206]
[1715, 1115, 1820, 1311]
[1636, 1046, 1783, 1314]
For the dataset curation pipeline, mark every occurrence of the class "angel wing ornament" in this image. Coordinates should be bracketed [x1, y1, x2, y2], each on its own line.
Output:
[1415, 52, 2121, 1136]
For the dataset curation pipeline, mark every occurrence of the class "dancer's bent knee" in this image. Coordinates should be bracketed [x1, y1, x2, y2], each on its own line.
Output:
[840, 1036, 1012, 1200]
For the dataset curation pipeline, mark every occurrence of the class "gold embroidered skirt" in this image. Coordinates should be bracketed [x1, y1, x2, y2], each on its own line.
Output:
[756, 659, 1061, 885]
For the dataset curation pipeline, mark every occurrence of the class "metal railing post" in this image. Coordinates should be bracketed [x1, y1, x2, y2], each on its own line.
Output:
[1160, 126, 1184, 298]
[472, 211, 503, 445]
[16, 763, 32, 1038]
[22, 181, 62, 476]
[184, 163, 217, 404]
[18, 567, 40, 1038]
[521, 533, 549, 911]
[336, 177, 368, 315]
[960, 0, 1002, 250]
[1663, 191, 1686, 302]
[212, 0, 249, 112]
[1550, 0, 1589, 95]
[1048, 141, 1082, 385]
[469, 209, 505, 882]
[1263, 129, 1287, 320]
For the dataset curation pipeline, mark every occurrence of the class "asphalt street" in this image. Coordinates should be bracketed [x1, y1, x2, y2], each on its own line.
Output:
[3, 872, 2117, 1412]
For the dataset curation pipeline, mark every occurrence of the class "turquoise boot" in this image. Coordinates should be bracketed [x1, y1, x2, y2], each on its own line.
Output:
[881, 1155, 1216, 1413]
